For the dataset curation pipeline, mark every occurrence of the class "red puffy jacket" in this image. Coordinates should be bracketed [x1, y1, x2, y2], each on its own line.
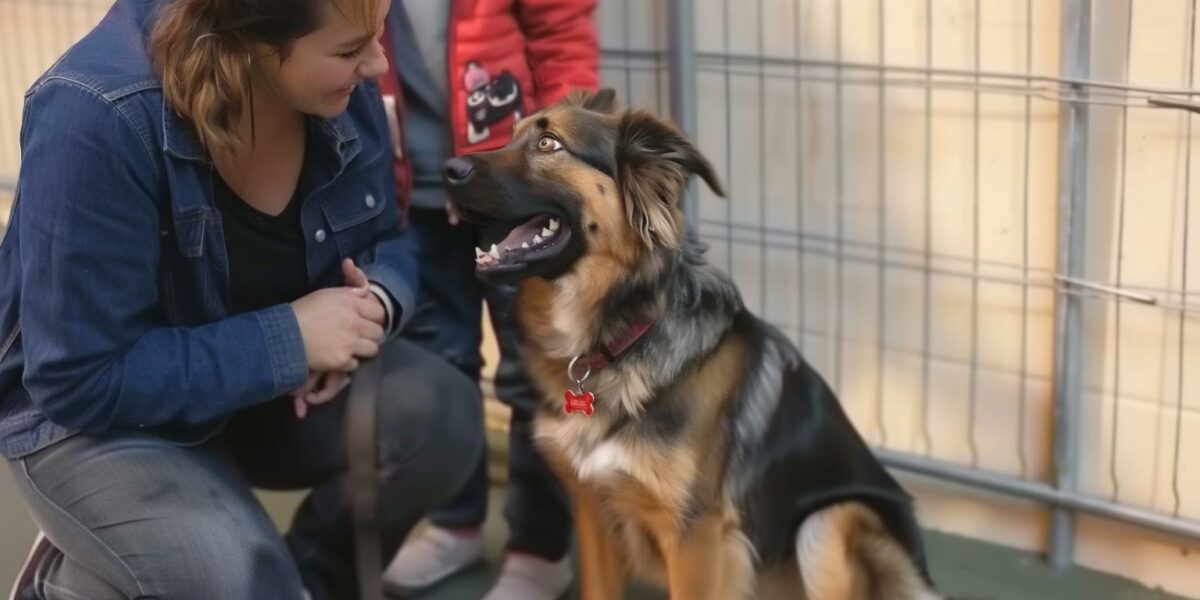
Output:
[378, 0, 599, 212]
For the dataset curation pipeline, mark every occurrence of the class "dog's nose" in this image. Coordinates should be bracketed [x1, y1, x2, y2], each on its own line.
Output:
[444, 157, 475, 184]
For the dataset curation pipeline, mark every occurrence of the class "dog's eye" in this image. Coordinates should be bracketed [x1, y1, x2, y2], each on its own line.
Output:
[537, 136, 563, 153]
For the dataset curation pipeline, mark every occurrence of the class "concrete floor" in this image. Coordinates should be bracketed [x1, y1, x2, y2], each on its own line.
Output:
[403, 490, 1193, 600]
[409, 530, 1195, 600]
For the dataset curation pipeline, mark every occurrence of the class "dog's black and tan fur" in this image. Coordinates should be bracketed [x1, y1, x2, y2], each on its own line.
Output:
[444, 89, 940, 600]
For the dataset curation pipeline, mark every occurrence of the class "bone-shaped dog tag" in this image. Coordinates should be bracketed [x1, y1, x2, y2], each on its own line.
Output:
[564, 389, 595, 416]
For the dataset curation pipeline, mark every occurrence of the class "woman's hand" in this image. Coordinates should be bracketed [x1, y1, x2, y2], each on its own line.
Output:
[289, 259, 387, 416]
[291, 371, 351, 419]
[341, 257, 370, 294]
[340, 258, 388, 327]
[291, 285, 384, 372]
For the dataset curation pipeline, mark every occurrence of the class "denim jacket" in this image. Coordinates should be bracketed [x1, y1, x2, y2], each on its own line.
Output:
[0, 0, 418, 458]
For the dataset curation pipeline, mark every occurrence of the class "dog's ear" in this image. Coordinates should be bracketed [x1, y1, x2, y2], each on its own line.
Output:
[583, 88, 619, 113]
[617, 111, 724, 248]
[562, 88, 620, 114]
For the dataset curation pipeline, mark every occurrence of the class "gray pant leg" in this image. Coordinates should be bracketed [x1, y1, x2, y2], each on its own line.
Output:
[9, 434, 304, 600]
[228, 338, 485, 600]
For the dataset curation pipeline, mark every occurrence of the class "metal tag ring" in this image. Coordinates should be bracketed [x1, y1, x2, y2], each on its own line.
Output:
[567, 355, 591, 384]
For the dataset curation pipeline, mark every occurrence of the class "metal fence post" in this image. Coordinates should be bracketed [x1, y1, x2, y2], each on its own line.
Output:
[1050, 0, 1091, 572]
[666, 0, 698, 222]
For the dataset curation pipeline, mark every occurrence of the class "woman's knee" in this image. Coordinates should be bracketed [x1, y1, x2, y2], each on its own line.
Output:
[12, 437, 305, 600]
[125, 515, 302, 600]
[376, 339, 485, 492]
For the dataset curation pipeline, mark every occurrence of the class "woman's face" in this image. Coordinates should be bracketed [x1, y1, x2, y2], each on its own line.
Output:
[255, 0, 390, 119]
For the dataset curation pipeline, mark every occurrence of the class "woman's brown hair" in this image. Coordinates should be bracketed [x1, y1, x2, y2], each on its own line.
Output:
[150, 0, 379, 154]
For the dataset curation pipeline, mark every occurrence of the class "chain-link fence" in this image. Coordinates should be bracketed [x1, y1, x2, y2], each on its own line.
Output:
[604, 0, 1200, 578]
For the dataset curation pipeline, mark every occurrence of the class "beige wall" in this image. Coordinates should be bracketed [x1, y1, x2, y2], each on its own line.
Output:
[0, 0, 113, 228]
[0, 465, 39, 587]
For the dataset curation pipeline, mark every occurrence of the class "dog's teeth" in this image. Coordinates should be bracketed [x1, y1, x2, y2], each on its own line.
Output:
[475, 247, 486, 259]
[521, 242, 530, 249]
[488, 244, 501, 259]
[548, 218, 560, 231]
[541, 227, 554, 238]
[533, 234, 543, 244]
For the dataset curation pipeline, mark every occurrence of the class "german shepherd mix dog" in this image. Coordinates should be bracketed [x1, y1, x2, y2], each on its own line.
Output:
[443, 89, 940, 600]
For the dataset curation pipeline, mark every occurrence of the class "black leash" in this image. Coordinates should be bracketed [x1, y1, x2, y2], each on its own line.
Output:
[346, 357, 384, 600]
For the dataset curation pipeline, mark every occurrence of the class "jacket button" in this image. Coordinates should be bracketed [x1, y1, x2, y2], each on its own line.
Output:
[315, 229, 327, 243]
[365, 194, 376, 208]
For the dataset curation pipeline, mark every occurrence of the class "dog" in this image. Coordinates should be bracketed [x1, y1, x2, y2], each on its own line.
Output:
[443, 88, 940, 600]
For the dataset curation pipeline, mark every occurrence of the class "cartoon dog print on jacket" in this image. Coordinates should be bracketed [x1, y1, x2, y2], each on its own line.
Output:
[463, 60, 525, 145]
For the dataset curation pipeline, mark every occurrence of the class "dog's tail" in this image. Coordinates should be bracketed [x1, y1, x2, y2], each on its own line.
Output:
[795, 502, 942, 600]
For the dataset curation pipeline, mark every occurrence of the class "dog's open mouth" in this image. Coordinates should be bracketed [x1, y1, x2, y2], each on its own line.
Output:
[474, 214, 572, 273]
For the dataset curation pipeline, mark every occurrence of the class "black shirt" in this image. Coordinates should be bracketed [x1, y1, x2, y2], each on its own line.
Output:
[214, 170, 309, 315]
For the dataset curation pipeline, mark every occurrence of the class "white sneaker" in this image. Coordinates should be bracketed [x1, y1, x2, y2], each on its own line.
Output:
[382, 526, 483, 596]
[481, 553, 574, 600]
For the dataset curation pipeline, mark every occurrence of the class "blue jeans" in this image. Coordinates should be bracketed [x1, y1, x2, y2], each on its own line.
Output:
[7, 339, 483, 600]
[401, 208, 572, 561]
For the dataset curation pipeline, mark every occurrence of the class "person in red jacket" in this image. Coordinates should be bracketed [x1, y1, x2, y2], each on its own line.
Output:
[377, 2, 598, 599]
